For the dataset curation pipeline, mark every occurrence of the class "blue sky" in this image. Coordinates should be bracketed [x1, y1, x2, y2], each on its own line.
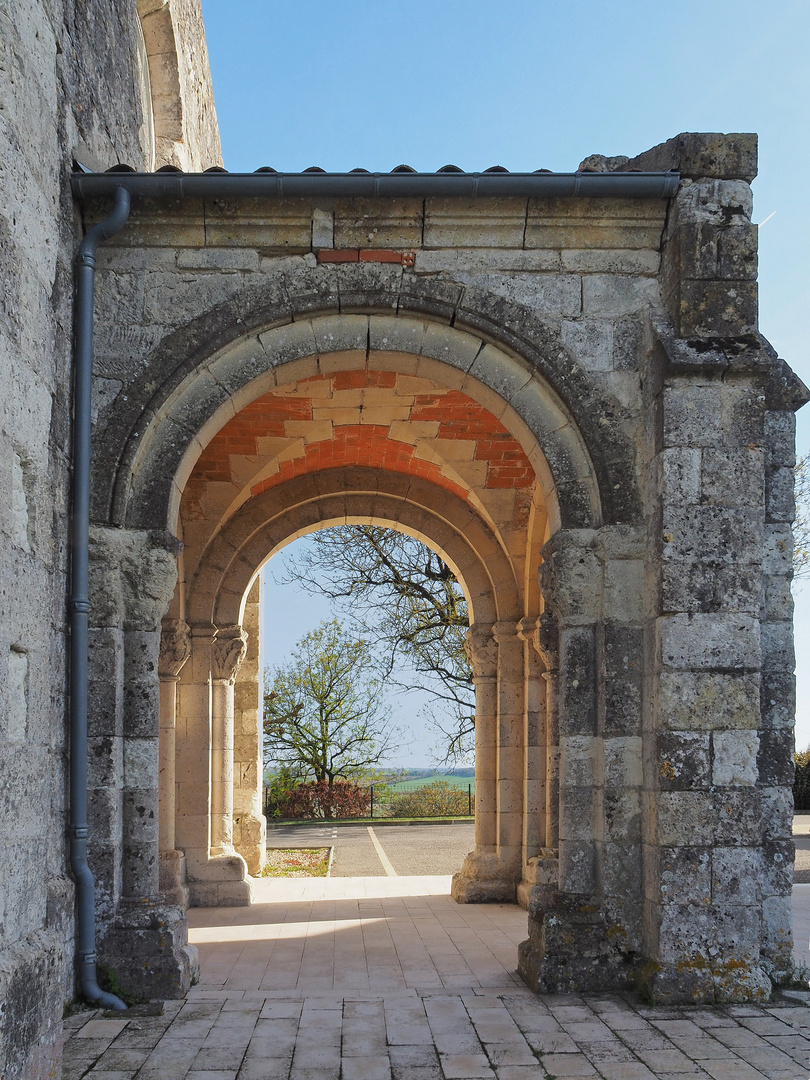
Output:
[199, 0, 810, 756]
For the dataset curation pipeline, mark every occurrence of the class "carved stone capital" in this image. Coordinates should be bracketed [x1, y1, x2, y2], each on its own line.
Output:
[159, 619, 191, 680]
[464, 623, 497, 677]
[211, 625, 248, 684]
[491, 620, 520, 645]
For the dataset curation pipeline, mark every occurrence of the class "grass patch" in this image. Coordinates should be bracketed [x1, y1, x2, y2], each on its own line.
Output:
[261, 847, 331, 877]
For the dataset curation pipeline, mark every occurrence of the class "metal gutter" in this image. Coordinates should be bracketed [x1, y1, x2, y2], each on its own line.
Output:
[69, 184, 131, 1012]
[71, 169, 680, 201]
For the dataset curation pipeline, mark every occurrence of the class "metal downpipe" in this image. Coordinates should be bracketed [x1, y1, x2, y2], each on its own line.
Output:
[69, 185, 131, 1011]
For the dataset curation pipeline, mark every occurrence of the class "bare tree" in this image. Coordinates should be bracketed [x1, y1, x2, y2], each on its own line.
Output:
[278, 526, 475, 760]
[263, 619, 401, 783]
[795, 454, 810, 579]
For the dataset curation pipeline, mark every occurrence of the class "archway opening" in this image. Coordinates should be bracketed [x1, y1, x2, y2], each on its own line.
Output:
[158, 355, 557, 912]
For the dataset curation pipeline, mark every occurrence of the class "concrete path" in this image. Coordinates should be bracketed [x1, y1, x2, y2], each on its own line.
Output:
[266, 822, 476, 877]
[62, 876, 810, 1079]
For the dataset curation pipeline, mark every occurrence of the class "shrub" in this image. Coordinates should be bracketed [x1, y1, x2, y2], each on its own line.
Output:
[794, 749, 810, 812]
[274, 779, 371, 820]
[387, 780, 471, 818]
[263, 766, 300, 818]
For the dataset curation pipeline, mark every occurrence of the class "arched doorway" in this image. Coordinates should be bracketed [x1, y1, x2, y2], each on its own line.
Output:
[88, 303, 645, 998]
[159, 345, 557, 911]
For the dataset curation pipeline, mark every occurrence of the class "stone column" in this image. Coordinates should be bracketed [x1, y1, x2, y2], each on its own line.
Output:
[232, 582, 266, 874]
[177, 623, 252, 907]
[516, 615, 558, 910]
[158, 618, 191, 906]
[492, 620, 524, 878]
[89, 525, 199, 1000]
[210, 625, 248, 856]
[452, 622, 522, 903]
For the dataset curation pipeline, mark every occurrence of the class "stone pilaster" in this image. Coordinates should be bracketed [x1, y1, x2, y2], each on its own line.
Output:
[452, 621, 525, 903]
[520, 528, 646, 994]
[158, 618, 191, 907]
[232, 583, 266, 875]
[176, 623, 252, 907]
[516, 615, 556, 910]
[210, 625, 248, 856]
[89, 526, 198, 999]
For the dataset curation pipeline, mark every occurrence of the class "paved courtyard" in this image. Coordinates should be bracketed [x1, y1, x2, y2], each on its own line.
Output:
[62, 871, 810, 1080]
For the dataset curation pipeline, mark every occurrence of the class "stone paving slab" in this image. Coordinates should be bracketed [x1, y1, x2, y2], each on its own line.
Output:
[62, 988, 810, 1079]
[61, 875, 810, 1078]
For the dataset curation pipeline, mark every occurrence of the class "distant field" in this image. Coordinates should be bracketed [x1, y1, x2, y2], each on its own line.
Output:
[386, 774, 475, 793]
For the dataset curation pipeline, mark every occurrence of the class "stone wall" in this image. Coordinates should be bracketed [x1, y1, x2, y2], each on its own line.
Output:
[80, 133, 807, 1005]
[0, 2, 218, 1076]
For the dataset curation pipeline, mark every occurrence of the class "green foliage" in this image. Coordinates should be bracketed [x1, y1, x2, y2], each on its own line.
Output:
[263, 765, 301, 818]
[263, 619, 400, 784]
[387, 779, 472, 818]
[794, 747, 810, 811]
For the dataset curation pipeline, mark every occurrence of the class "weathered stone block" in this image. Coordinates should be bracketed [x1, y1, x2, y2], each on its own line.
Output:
[558, 627, 597, 735]
[759, 671, 795, 729]
[712, 730, 760, 786]
[603, 624, 643, 735]
[760, 621, 795, 671]
[765, 465, 795, 521]
[760, 840, 794, 897]
[762, 574, 793, 621]
[716, 224, 758, 281]
[658, 613, 760, 671]
[760, 894, 794, 973]
[713, 789, 762, 845]
[677, 279, 758, 337]
[622, 132, 758, 182]
[659, 846, 712, 906]
[656, 791, 714, 846]
[662, 385, 724, 447]
[711, 847, 761, 903]
[700, 447, 764, 507]
[603, 788, 641, 843]
[658, 732, 711, 790]
[582, 274, 658, 317]
[657, 447, 701, 503]
[756, 729, 795, 787]
[661, 561, 760, 615]
[763, 410, 797, 469]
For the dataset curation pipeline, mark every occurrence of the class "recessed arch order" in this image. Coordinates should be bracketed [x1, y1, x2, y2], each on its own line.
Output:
[90, 278, 643, 538]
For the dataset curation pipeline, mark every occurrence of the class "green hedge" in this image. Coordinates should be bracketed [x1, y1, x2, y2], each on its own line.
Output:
[387, 780, 472, 818]
[795, 750, 810, 812]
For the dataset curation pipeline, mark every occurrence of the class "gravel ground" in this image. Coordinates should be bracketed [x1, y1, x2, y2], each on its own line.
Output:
[265, 821, 475, 877]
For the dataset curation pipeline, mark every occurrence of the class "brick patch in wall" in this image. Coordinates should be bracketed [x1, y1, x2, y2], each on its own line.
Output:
[316, 249, 416, 265]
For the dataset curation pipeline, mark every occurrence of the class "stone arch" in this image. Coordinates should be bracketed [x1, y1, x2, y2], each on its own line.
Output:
[167, 465, 539, 906]
[186, 472, 520, 631]
[90, 271, 641, 531]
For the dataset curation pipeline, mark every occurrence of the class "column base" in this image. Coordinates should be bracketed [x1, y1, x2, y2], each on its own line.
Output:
[99, 901, 199, 1001]
[517, 851, 559, 911]
[451, 850, 518, 904]
[638, 959, 772, 1005]
[186, 853, 253, 907]
[234, 812, 267, 875]
[518, 896, 639, 994]
[159, 849, 189, 908]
